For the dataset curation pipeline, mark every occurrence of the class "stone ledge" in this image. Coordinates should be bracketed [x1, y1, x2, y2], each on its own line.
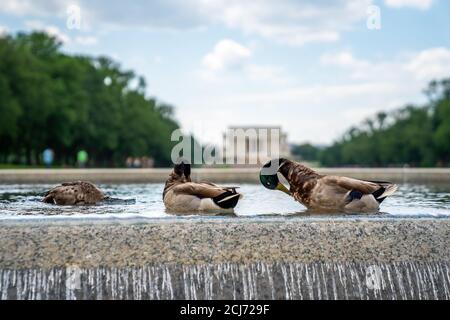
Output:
[1, 219, 449, 269]
[0, 168, 449, 183]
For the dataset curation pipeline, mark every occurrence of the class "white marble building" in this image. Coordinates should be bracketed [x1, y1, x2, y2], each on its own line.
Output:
[222, 126, 291, 166]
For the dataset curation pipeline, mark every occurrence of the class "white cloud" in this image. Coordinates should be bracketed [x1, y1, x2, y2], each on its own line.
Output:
[223, 82, 401, 105]
[320, 51, 370, 69]
[0, 0, 41, 16]
[25, 20, 70, 43]
[24, 20, 98, 46]
[74, 36, 97, 46]
[320, 51, 404, 81]
[0, 0, 69, 16]
[201, 39, 289, 84]
[406, 47, 450, 80]
[321, 48, 450, 83]
[188, 47, 450, 145]
[202, 39, 251, 72]
[44, 25, 70, 44]
[203, 0, 373, 45]
[1, 0, 375, 46]
[384, 0, 433, 10]
[178, 81, 406, 145]
[1, 0, 446, 145]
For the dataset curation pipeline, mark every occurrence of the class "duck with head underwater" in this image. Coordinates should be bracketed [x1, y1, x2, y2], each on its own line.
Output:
[163, 160, 242, 213]
[42, 181, 106, 205]
[260, 158, 398, 213]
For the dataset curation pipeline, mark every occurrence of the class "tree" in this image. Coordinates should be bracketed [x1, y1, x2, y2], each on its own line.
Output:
[432, 80, 450, 165]
[0, 31, 181, 167]
[291, 143, 320, 161]
[315, 79, 450, 167]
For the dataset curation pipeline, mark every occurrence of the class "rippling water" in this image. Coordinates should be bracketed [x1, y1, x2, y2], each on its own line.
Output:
[0, 183, 449, 219]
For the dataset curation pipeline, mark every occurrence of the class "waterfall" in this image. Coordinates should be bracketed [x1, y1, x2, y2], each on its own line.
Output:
[1, 261, 449, 300]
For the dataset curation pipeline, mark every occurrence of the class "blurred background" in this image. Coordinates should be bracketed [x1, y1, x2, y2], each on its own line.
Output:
[0, 0, 449, 168]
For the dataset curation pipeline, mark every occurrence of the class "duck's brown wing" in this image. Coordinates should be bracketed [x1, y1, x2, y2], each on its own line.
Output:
[324, 176, 380, 194]
[321, 176, 397, 203]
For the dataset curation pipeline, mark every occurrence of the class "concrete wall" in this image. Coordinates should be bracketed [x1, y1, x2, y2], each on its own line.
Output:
[0, 167, 449, 183]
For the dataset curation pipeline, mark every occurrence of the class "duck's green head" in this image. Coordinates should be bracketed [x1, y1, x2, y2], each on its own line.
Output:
[259, 158, 291, 195]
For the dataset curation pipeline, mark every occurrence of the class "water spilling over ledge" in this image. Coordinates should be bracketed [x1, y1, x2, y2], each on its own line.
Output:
[1, 262, 449, 300]
[1, 219, 449, 300]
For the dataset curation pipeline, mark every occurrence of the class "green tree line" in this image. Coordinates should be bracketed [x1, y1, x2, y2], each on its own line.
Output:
[293, 79, 450, 167]
[0, 32, 180, 167]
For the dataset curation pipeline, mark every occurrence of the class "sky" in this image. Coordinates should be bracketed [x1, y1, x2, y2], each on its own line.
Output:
[1, 0, 450, 146]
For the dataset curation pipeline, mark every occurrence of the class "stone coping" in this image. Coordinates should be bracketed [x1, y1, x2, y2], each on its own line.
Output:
[0, 167, 449, 183]
[1, 218, 449, 269]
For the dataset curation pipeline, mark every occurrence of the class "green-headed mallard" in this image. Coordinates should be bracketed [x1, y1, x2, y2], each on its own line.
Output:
[42, 181, 105, 205]
[163, 161, 242, 212]
[260, 158, 398, 212]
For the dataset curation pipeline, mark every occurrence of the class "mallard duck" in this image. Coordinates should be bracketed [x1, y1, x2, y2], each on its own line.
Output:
[163, 161, 242, 212]
[260, 158, 398, 212]
[42, 181, 105, 205]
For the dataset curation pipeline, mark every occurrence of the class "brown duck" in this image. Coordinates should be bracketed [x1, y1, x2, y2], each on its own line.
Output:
[260, 158, 398, 212]
[42, 181, 106, 205]
[163, 161, 242, 212]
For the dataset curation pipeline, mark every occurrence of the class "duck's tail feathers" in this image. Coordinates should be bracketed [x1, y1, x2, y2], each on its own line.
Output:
[213, 191, 242, 209]
[369, 181, 398, 203]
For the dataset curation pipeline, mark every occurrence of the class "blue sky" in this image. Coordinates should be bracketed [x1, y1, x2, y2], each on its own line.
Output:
[1, 0, 449, 146]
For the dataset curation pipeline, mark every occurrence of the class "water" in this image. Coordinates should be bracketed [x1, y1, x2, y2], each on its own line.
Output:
[0, 183, 449, 219]
[1, 262, 449, 300]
